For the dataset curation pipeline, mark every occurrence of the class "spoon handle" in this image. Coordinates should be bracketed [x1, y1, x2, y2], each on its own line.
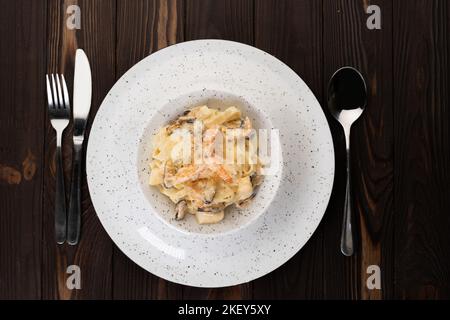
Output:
[341, 132, 354, 256]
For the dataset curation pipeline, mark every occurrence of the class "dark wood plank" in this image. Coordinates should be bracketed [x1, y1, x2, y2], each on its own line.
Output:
[393, 0, 450, 299]
[183, 0, 254, 299]
[252, 0, 324, 299]
[42, 0, 116, 299]
[0, 0, 46, 299]
[322, 0, 394, 299]
[185, 0, 254, 45]
[113, 0, 184, 299]
[116, 0, 184, 78]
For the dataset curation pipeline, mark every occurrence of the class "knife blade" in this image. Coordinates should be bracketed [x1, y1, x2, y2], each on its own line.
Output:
[72, 49, 92, 139]
[68, 49, 92, 245]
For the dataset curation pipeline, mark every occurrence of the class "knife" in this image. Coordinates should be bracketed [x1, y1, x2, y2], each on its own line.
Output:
[68, 49, 92, 245]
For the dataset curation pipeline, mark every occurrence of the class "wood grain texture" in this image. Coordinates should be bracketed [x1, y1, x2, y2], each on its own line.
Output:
[113, 0, 184, 299]
[42, 0, 116, 299]
[185, 0, 254, 45]
[183, 0, 254, 299]
[252, 0, 324, 299]
[116, 0, 184, 78]
[1, 0, 450, 300]
[322, 0, 394, 299]
[0, 0, 46, 299]
[393, 0, 450, 299]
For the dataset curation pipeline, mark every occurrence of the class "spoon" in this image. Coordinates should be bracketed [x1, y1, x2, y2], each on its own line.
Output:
[327, 67, 367, 256]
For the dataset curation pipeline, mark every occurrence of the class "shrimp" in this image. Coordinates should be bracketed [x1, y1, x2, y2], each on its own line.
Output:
[202, 127, 220, 158]
[171, 165, 208, 185]
[214, 165, 233, 184]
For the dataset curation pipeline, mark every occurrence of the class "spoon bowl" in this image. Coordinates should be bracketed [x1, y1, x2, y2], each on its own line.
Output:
[328, 67, 367, 132]
[327, 66, 367, 256]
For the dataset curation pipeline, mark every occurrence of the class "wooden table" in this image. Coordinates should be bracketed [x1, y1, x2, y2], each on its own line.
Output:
[1, 0, 449, 300]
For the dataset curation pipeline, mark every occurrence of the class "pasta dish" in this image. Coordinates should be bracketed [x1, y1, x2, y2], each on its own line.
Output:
[149, 105, 263, 224]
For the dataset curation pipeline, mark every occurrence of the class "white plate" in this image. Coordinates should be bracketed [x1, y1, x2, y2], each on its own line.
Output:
[87, 40, 334, 288]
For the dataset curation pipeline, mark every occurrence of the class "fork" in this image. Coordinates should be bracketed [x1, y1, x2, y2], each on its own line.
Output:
[46, 74, 70, 244]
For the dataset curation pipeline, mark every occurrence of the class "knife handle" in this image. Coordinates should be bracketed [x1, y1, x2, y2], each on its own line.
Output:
[68, 142, 83, 245]
[55, 138, 67, 244]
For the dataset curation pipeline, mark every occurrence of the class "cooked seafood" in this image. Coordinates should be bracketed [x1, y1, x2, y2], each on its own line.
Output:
[149, 105, 264, 224]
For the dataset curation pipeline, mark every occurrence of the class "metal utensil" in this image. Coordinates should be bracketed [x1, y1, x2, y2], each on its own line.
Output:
[46, 74, 71, 244]
[68, 49, 92, 245]
[327, 66, 367, 256]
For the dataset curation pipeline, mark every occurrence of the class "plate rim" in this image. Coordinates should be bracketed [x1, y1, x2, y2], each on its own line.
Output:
[86, 39, 335, 287]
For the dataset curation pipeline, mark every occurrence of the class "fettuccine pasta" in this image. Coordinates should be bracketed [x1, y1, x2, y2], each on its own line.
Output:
[149, 105, 263, 224]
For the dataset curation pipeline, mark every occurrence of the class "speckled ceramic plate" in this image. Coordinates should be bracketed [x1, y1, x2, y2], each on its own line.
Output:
[87, 40, 334, 288]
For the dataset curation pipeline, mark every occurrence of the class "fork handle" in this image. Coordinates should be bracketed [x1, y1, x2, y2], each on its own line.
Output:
[55, 134, 67, 244]
[68, 142, 83, 245]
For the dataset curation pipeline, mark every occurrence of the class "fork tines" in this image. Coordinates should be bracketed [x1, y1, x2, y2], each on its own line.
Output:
[46, 74, 70, 110]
